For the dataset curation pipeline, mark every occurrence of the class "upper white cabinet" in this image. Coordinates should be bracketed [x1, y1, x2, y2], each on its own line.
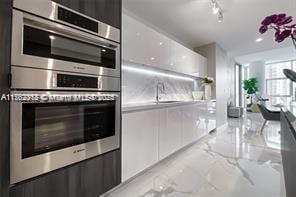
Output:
[122, 14, 207, 77]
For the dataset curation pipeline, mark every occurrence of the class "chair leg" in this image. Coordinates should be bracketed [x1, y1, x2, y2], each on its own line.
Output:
[260, 120, 267, 134]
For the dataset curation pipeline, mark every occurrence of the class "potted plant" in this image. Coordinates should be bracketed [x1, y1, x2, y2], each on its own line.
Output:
[259, 14, 296, 97]
[259, 13, 296, 49]
[243, 78, 259, 111]
[203, 76, 214, 100]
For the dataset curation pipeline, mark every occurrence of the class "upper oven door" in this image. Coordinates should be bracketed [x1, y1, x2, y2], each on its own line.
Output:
[13, 0, 120, 42]
[11, 9, 120, 78]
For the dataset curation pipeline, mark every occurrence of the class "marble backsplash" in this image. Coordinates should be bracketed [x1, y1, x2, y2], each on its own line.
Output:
[122, 61, 202, 104]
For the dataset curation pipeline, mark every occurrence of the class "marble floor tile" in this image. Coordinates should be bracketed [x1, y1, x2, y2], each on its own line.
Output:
[104, 113, 285, 197]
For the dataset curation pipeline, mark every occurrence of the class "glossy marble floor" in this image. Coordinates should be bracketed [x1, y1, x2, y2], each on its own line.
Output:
[105, 113, 286, 197]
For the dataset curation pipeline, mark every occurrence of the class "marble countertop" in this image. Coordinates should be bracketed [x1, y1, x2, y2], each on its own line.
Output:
[122, 100, 216, 113]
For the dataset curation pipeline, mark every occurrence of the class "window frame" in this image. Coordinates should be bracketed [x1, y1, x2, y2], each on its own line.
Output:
[263, 60, 296, 106]
[265, 77, 292, 97]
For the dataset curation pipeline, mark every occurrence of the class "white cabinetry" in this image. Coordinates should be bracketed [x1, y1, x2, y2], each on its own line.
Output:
[164, 42, 207, 77]
[122, 14, 207, 77]
[159, 108, 182, 159]
[122, 109, 159, 182]
[181, 104, 207, 146]
[122, 14, 173, 67]
[122, 102, 216, 181]
[206, 101, 217, 132]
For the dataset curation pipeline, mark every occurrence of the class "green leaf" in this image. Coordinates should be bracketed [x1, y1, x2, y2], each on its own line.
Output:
[243, 77, 259, 96]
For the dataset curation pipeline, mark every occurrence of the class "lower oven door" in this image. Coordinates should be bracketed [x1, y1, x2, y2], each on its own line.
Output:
[10, 91, 120, 184]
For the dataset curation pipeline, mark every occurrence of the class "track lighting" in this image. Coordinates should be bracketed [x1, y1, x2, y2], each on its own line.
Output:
[212, 3, 219, 14]
[211, 0, 224, 22]
[218, 10, 223, 22]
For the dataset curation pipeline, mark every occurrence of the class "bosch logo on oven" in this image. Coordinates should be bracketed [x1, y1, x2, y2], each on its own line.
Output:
[73, 66, 85, 70]
[73, 149, 85, 154]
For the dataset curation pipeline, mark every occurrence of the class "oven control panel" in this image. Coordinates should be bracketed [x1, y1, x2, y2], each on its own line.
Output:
[57, 74, 98, 88]
[57, 7, 98, 33]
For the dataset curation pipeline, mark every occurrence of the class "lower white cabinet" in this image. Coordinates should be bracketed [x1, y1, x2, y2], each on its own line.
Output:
[181, 104, 206, 146]
[207, 102, 217, 132]
[159, 108, 182, 159]
[122, 109, 159, 182]
[122, 102, 216, 181]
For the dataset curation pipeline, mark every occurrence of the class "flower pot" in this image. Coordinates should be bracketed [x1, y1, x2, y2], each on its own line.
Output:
[204, 84, 212, 100]
[192, 91, 204, 100]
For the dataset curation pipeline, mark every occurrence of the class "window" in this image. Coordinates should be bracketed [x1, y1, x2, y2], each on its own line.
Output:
[266, 78, 291, 97]
[235, 64, 240, 107]
[265, 60, 295, 106]
[265, 61, 291, 78]
[241, 65, 249, 108]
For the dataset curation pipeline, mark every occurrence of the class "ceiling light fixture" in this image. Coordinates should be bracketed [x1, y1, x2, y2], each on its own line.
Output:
[49, 35, 55, 40]
[255, 38, 263, 42]
[211, 0, 224, 22]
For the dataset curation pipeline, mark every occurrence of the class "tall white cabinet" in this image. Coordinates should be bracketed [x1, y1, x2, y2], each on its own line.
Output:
[122, 13, 207, 77]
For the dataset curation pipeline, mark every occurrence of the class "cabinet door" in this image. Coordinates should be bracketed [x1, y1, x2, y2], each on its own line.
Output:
[10, 150, 121, 197]
[122, 14, 148, 64]
[181, 105, 207, 146]
[81, 150, 121, 197]
[122, 110, 159, 181]
[52, 0, 121, 29]
[206, 102, 216, 132]
[122, 14, 209, 74]
[122, 14, 173, 67]
[10, 165, 82, 197]
[159, 107, 182, 159]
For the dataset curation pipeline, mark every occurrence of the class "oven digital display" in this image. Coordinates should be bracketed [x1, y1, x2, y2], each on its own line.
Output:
[57, 74, 98, 88]
[57, 7, 98, 33]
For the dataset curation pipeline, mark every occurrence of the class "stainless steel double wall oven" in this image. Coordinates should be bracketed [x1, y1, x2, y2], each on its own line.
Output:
[10, 0, 121, 184]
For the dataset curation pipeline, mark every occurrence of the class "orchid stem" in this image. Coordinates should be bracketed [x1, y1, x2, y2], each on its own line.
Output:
[291, 34, 296, 49]
[293, 37, 296, 50]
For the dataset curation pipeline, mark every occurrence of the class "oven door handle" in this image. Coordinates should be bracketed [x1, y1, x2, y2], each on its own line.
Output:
[23, 15, 119, 50]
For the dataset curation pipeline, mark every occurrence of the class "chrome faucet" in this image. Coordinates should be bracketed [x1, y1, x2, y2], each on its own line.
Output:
[156, 82, 165, 103]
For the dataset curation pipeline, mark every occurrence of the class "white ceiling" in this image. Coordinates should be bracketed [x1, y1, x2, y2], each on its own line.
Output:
[235, 46, 296, 65]
[123, 0, 296, 58]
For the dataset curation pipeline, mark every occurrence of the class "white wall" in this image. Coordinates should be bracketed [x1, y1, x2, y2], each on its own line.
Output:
[216, 44, 230, 127]
[195, 43, 235, 127]
[248, 61, 266, 96]
[193, 44, 217, 97]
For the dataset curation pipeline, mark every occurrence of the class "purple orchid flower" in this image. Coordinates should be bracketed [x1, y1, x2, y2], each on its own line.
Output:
[259, 13, 296, 48]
